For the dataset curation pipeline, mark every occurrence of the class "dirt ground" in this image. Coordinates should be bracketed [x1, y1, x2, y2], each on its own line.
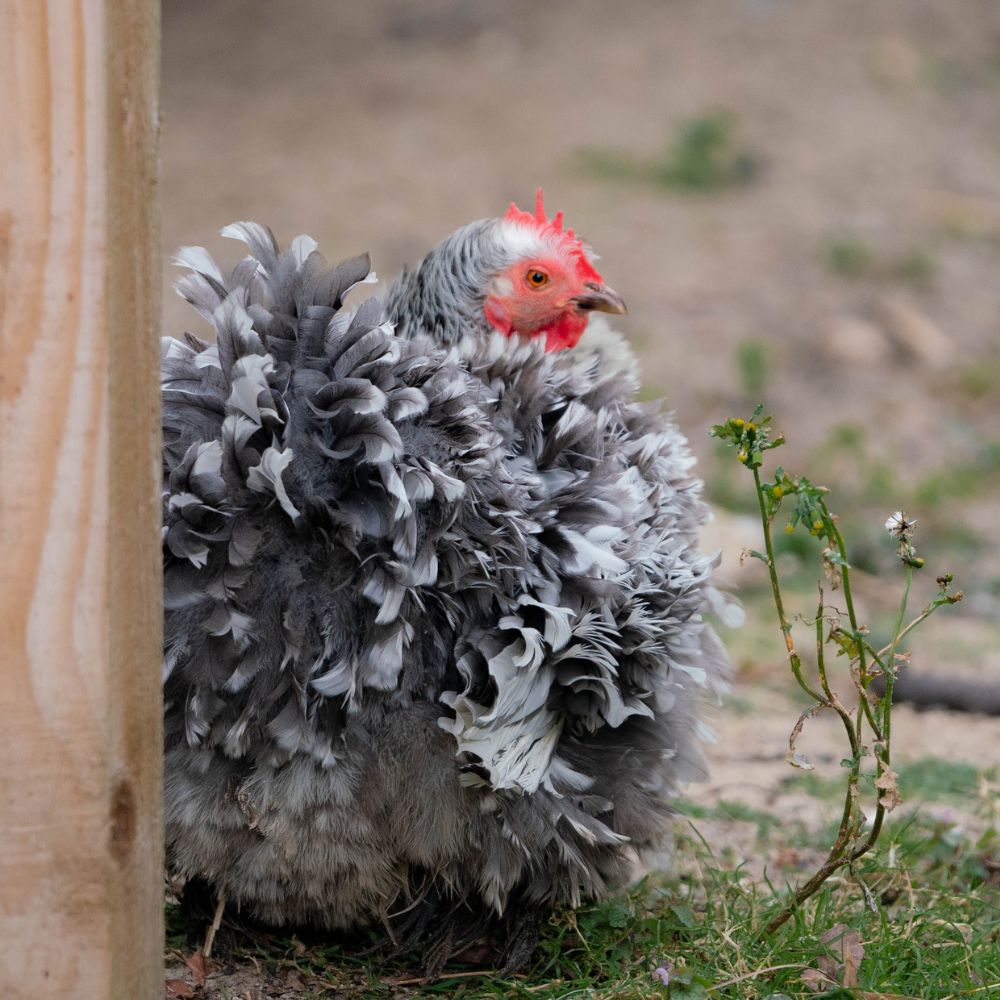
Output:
[161, 2, 999, 992]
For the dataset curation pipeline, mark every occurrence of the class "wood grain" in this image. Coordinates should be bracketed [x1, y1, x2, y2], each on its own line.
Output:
[0, 1, 162, 997]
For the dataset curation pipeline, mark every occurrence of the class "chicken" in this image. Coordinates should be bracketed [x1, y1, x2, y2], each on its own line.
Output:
[162, 193, 732, 971]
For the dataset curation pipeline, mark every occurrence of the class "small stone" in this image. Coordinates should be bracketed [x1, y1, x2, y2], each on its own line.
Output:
[824, 314, 892, 365]
[876, 295, 953, 366]
[869, 37, 922, 90]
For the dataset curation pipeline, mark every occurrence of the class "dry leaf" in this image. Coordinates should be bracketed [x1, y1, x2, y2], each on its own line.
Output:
[800, 966, 831, 992]
[820, 923, 865, 988]
[815, 949, 838, 984]
[283, 969, 307, 989]
[787, 750, 815, 771]
[875, 766, 902, 811]
[165, 980, 196, 998]
[184, 951, 209, 988]
[787, 704, 826, 770]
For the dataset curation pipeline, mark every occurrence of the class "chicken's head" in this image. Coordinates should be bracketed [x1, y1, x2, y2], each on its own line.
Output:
[386, 190, 626, 350]
[482, 190, 626, 351]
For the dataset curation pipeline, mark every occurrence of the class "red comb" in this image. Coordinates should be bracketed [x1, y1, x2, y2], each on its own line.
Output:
[503, 188, 602, 283]
[504, 188, 565, 235]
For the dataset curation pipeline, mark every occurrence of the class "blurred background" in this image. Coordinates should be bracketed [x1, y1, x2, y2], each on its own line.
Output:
[162, 0, 999, 815]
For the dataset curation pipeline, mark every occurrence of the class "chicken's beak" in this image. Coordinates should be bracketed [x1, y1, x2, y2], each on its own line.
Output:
[572, 283, 628, 316]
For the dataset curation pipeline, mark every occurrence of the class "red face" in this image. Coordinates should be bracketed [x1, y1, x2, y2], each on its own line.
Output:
[482, 192, 627, 351]
[484, 256, 627, 352]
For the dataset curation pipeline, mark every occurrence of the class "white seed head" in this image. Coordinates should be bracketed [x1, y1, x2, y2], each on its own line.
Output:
[884, 511, 915, 539]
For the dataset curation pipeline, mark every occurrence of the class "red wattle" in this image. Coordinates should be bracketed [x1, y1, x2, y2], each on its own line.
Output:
[543, 312, 588, 352]
[484, 297, 586, 352]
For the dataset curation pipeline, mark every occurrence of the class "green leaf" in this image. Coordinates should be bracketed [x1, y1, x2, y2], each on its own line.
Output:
[669, 902, 695, 928]
[829, 628, 860, 659]
[670, 985, 708, 1000]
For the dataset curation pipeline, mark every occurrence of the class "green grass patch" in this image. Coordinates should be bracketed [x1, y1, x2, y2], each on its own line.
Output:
[786, 757, 996, 806]
[916, 440, 1000, 506]
[169, 793, 999, 998]
[896, 758, 993, 802]
[824, 236, 874, 278]
[821, 235, 937, 286]
[736, 339, 770, 399]
[579, 110, 759, 195]
[952, 359, 1000, 401]
[675, 798, 786, 840]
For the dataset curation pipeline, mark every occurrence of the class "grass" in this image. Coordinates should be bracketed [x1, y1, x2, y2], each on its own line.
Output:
[674, 798, 787, 840]
[915, 440, 1000, 506]
[786, 758, 998, 807]
[822, 236, 936, 286]
[736, 340, 770, 399]
[168, 779, 999, 998]
[579, 110, 759, 194]
[925, 54, 1000, 96]
[824, 237, 874, 279]
[952, 360, 1000, 402]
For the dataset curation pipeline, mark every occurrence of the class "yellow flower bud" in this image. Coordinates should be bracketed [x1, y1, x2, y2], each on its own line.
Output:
[737, 450, 747, 463]
[784, 523, 795, 534]
[772, 485, 784, 499]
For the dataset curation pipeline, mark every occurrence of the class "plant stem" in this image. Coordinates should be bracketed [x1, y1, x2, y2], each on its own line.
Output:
[826, 516, 867, 678]
[882, 564, 912, 753]
[874, 591, 961, 660]
[762, 782, 858, 934]
[761, 604, 866, 936]
[849, 564, 913, 861]
[752, 466, 826, 704]
[815, 593, 859, 755]
[825, 512, 882, 740]
[751, 478, 871, 935]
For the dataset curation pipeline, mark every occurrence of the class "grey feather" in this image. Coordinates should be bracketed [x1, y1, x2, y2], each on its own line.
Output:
[163, 222, 732, 967]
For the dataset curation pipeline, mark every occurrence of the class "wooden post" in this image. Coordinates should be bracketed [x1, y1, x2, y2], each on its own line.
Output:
[0, 2, 162, 997]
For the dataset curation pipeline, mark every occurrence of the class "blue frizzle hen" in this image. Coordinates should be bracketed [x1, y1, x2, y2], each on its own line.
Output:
[162, 193, 732, 969]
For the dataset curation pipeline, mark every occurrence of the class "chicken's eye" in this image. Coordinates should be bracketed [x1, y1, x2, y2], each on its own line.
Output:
[526, 270, 549, 288]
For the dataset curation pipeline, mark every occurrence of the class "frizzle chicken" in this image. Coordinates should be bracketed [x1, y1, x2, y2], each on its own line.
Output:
[162, 193, 732, 971]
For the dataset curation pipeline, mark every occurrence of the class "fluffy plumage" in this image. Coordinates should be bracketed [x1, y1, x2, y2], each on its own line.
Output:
[162, 210, 732, 970]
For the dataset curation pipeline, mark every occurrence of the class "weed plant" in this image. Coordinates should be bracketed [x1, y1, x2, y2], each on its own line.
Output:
[709, 406, 964, 934]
